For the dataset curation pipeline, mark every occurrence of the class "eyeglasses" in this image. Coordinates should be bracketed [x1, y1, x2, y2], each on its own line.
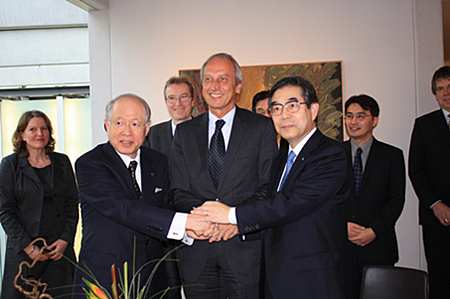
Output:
[344, 113, 372, 121]
[269, 99, 307, 116]
[166, 94, 192, 104]
[110, 120, 147, 131]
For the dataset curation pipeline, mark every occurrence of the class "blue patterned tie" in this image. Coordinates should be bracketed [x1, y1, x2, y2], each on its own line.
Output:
[128, 160, 142, 200]
[353, 147, 363, 197]
[208, 120, 226, 189]
[279, 150, 296, 190]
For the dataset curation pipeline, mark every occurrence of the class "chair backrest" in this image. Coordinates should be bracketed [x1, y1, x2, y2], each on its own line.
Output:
[360, 265, 428, 299]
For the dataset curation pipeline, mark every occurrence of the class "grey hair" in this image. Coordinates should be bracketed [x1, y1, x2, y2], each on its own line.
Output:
[105, 93, 151, 123]
[200, 53, 242, 84]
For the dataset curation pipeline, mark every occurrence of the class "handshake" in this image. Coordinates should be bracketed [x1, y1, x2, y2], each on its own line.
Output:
[185, 201, 236, 242]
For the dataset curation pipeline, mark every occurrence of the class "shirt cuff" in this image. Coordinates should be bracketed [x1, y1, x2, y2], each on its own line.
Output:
[430, 199, 442, 209]
[167, 212, 194, 246]
[229, 207, 237, 225]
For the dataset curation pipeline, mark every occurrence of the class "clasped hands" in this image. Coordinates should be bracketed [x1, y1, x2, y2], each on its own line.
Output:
[185, 201, 236, 243]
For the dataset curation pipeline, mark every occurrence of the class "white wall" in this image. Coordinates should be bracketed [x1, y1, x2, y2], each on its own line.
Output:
[87, 0, 444, 270]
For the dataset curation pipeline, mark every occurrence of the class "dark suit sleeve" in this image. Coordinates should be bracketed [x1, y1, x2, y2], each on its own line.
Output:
[369, 148, 405, 238]
[236, 141, 348, 232]
[408, 119, 440, 208]
[58, 154, 80, 244]
[0, 156, 33, 252]
[75, 152, 175, 240]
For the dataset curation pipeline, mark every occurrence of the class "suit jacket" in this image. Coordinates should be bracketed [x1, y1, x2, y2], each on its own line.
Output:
[0, 152, 78, 298]
[409, 109, 450, 227]
[143, 120, 172, 153]
[344, 138, 405, 264]
[73, 142, 176, 297]
[170, 106, 278, 282]
[236, 130, 350, 299]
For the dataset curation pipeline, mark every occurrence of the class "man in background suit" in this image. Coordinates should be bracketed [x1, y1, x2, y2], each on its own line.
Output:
[170, 53, 278, 298]
[343, 94, 405, 298]
[194, 76, 351, 298]
[143, 76, 194, 153]
[409, 66, 450, 299]
[252, 90, 271, 117]
[72, 94, 211, 298]
[142, 75, 195, 299]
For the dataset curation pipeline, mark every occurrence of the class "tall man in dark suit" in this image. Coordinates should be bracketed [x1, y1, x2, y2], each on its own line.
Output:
[170, 53, 278, 298]
[72, 94, 212, 298]
[409, 66, 450, 299]
[343, 94, 405, 298]
[143, 76, 194, 152]
[193, 76, 351, 299]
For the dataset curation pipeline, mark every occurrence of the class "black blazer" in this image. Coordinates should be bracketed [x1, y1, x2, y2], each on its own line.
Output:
[170, 106, 278, 283]
[409, 109, 450, 227]
[73, 142, 176, 297]
[143, 120, 172, 154]
[0, 152, 78, 253]
[344, 138, 405, 263]
[236, 130, 351, 298]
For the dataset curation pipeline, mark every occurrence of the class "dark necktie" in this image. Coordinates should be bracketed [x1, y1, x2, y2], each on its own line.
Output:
[353, 147, 363, 197]
[208, 119, 226, 189]
[279, 150, 296, 190]
[128, 160, 142, 200]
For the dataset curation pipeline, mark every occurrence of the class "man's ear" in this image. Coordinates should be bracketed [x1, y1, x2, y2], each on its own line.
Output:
[104, 119, 109, 132]
[145, 121, 151, 136]
[310, 102, 320, 121]
[372, 116, 379, 128]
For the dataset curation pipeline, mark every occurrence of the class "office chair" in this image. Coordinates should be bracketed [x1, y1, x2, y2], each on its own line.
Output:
[360, 265, 428, 299]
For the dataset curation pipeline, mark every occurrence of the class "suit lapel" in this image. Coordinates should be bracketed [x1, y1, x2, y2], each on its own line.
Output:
[18, 156, 42, 190]
[219, 107, 247, 189]
[433, 110, 450, 145]
[194, 114, 212, 184]
[268, 151, 288, 195]
[50, 154, 63, 189]
[359, 138, 380, 191]
[140, 149, 156, 203]
[103, 142, 138, 200]
[280, 129, 322, 190]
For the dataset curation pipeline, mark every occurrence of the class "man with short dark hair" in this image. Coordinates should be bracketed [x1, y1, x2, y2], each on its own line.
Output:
[170, 53, 278, 298]
[194, 76, 350, 298]
[143, 76, 194, 153]
[343, 94, 405, 299]
[252, 90, 270, 117]
[409, 66, 450, 299]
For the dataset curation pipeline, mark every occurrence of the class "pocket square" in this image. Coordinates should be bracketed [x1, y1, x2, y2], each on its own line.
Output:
[155, 187, 163, 193]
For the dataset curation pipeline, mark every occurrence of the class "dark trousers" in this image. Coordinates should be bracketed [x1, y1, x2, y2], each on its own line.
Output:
[345, 245, 395, 299]
[181, 243, 259, 299]
[423, 225, 450, 299]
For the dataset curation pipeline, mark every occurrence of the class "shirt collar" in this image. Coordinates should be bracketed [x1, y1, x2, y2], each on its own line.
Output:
[116, 148, 141, 167]
[289, 127, 317, 157]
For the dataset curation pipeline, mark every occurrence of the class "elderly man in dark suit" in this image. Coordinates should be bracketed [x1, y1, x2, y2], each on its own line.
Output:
[409, 66, 450, 299]
[170, 53, 278, 298]
[72, 94, 212, 298]
[343, 94, 405, 298]
[143, 76, 194, 153]
[193, 76, 350, 299]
